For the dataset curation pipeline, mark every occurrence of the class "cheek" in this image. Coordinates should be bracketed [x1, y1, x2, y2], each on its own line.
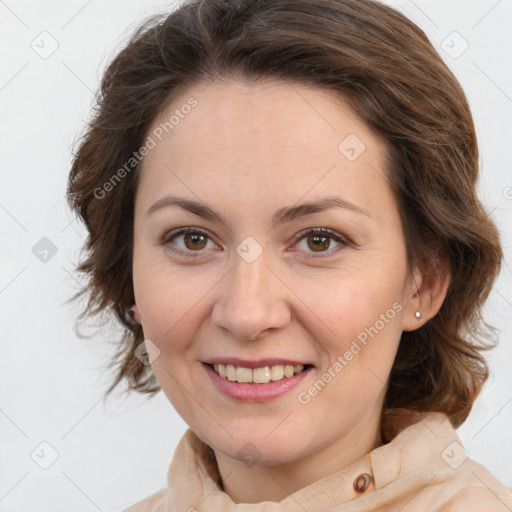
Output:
[294, 273, 403, 395]
[133, 258, 219, 351]
[299, 268, 403, 343]
[297, 289, 402, 422]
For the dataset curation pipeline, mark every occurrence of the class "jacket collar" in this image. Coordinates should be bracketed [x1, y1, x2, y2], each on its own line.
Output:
[163, 411, 458, 511]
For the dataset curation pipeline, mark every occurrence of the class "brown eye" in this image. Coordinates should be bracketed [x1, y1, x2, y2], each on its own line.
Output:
[183, 232, 208, 250]
[291, 227, 349, 258]
[306, 234, 331, 252]
[161, 228, 217, 258]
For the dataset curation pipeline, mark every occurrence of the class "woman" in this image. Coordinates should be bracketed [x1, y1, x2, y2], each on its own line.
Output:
[66, 0, 512, 509]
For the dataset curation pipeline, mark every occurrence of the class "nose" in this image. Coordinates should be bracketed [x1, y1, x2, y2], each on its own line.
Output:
[211, 249, 291, 341]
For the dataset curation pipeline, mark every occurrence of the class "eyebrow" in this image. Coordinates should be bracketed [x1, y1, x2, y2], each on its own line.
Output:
[146, 195, 371, 225]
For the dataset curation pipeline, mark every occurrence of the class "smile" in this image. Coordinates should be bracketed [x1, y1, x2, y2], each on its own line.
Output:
[202, 362, 314, 402]
[209, 363, 309, 384]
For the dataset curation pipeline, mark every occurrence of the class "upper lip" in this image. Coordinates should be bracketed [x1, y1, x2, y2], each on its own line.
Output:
[203, 357, 312, 369]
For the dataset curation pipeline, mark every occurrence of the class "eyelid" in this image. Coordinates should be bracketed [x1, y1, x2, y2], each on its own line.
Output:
[161, 226, 211, 244]
[290, 227, 349, 244]
[159, 226, 350, 258]
[288, 227, 350, 258]
[160, 227, 219, 258]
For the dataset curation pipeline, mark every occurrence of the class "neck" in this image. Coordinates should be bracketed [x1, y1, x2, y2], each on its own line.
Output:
[213, 408, 384, 504]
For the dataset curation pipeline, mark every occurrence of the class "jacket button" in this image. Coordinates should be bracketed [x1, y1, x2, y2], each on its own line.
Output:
[353, 472, 372, 493]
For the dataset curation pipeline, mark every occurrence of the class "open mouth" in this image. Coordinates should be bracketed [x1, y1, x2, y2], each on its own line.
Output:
[206, 362, 313, 385]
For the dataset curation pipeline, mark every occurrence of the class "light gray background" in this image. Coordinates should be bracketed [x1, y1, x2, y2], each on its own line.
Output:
[1, 0, 511, 510]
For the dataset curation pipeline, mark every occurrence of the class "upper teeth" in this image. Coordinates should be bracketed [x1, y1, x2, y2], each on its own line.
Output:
[213, 363, 305, 384]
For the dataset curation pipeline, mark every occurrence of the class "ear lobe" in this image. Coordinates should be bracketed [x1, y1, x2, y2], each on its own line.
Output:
[402, 260, 451, 332]
[131, 304, 142, 324]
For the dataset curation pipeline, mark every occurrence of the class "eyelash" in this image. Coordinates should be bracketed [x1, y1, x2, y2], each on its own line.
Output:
[160, 227, 350, 259]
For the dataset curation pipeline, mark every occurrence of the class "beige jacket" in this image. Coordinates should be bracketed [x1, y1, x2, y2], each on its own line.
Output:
[123, 411, 512, 511]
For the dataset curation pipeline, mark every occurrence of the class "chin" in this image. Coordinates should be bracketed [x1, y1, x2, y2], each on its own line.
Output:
[202, 423, 314, 467]
[225, 440, 304, 467]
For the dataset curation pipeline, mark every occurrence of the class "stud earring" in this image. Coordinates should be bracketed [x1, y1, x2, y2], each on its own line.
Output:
[415, 311, 421, 318]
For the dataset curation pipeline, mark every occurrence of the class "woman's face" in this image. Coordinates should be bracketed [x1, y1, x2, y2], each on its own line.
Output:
[132, 79, 421, 465]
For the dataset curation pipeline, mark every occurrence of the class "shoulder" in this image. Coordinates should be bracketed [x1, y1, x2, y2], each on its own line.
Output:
[120, 487, 167, 512]
[373, 411, 512, 511]
[435, 457, 512, 511]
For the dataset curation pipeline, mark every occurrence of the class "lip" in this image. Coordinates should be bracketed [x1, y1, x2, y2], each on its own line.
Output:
[202, 362, 313, 402]
[202, 357, 312, 369]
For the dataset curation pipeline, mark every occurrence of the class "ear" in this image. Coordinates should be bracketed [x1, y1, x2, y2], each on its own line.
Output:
[131, 304, 142, 324]
[401, 256, 451, 332]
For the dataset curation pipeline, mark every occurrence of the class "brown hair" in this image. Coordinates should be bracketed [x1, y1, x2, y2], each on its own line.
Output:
[67, 0, 502, 427]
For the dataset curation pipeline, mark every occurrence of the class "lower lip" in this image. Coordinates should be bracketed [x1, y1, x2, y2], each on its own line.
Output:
[202, 363, 313, 402]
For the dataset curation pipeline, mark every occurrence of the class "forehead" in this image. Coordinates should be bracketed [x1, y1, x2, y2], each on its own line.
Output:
[136, 79, 392, 223]
[146, 78, 385, 156]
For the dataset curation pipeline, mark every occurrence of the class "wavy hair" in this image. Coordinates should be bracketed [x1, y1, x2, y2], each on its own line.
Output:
[66, 0, 502, 427]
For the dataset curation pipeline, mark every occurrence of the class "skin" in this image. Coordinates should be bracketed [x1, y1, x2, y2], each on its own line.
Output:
[131, 79, 450, 504]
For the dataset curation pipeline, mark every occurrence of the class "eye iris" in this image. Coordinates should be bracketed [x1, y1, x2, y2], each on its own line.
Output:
[184, 232, 207, 250]
[177, 231, 337, 253]
[308, 235, 330, 252]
